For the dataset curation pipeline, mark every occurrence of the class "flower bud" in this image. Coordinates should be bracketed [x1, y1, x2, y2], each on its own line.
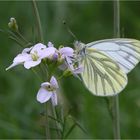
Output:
[8, 17, 18, 31]
[52, 53, 59, 61]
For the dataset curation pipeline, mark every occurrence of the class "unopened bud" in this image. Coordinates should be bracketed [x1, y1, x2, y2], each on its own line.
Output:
[8, 17, 18, 31]
[52, 53, 59, 61]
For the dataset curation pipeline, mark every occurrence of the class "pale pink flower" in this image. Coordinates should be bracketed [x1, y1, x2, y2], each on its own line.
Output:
[6, 43, 55, 70]
[37, 76, 59, 105]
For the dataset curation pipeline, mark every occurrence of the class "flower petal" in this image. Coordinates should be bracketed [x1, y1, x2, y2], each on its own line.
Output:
[50, 76, 59, 89]
[51, 92, 58, 106]
[41, 82, 50, 88]
[59, 56, 73, 70]
[31, 43, 46, 53]
[59, 47, 74, 57]
[6, 53, 31, 70]
[6, 62, 21, 70]
[47, 42, 54, 48]
[13, 53, 31, 63]
[24, 59, 41, 69]
[40, 47, 56, 59]
[22, 47, 33, 53]
[65, 56, 73, 65]
[37, 87, 52, 103]
[73, 65, 84, 74]
[52, 52, 59, 61]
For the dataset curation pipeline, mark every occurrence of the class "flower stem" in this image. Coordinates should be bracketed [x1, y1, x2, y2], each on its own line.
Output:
[32, 1, 49, 138]
[45, 102, 51, 139]
[32, 0, 44, 43]
[51, 102, 61, 138]
[16, 30, 29, 44]
[112, 96, 120, 139]
[112, 0, 121, 139]
[114, 0, 120, 38]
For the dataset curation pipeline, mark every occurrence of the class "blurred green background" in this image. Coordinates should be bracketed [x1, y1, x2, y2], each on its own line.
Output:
[0, 1, 140, 139]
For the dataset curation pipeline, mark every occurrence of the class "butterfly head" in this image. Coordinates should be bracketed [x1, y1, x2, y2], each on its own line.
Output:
[73, 41, 86, 63]
[74, 41, 85, 53]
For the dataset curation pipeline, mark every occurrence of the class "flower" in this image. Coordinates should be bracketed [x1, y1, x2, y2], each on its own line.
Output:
[68, 63, 84, 75]
[63, 56, 83, 78]
[58, 46, 83, 77]
[42, 42, 57, 61]
[48, 45, 74, 66]
[57, 46, 74, 67]
[59, 47, 74, 59]
[47, 41, 54, 48]
[6, 42, 55, 70]
[37, 76, 59, 105]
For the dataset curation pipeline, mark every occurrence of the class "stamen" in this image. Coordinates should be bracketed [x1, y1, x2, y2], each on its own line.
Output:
[31, 51, 39, 61]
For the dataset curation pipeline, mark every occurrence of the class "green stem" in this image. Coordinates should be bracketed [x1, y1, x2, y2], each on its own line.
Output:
[32, 1, 49, 139]
[32, 0, 44, 43]
[45, 102, 51, 139]
[114, 0, 120, 38]
[112, 0, 121, 139]
[112, 96, 120, 139]
[51, 102, 61, 138]
[31, 68, 42, 82]
[16, 30, 29, 44]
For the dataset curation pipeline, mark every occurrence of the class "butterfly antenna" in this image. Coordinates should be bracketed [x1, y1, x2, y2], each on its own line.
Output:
[63, 20, 78, 40]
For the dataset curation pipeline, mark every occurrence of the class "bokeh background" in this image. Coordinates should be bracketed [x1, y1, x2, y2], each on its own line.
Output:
[0, 1, 140, 139]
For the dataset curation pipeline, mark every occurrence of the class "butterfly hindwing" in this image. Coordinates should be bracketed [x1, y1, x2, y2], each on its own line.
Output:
[75, 38, 140, 96]
[81, 47, 128, 96]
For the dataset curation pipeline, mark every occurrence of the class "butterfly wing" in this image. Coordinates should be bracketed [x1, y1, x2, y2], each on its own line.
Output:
[87, 38, 140, 74]
[81, 47, 128, 96]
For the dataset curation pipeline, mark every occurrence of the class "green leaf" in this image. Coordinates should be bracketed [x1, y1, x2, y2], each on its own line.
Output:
[48, 115, 62, 124]
[69, 116, 87, 134]
[64, 123, 76, 139]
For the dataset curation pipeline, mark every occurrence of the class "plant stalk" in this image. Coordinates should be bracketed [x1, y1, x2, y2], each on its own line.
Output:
[112, 0, 121, 139]
[32, 0, 44, 43]
[32, 1, 49, 139]
[45, 102, 51, 139]
[51, 103, 61, 138]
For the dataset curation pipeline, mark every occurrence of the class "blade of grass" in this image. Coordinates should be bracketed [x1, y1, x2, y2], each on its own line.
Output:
[64, 123, 76, 139]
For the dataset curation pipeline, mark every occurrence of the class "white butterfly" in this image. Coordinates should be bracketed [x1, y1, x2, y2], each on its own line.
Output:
[74, 38, 140, 96]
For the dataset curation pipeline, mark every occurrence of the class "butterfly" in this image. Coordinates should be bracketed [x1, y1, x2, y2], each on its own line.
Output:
[74, 38, 140, 96]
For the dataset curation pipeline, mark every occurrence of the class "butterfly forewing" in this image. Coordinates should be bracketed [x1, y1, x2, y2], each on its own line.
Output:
[87, 39, 140, 74]
[81, 47, 128, 96]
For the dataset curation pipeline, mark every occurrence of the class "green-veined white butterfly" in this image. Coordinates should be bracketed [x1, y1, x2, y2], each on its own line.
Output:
[74, 38, 140, 96]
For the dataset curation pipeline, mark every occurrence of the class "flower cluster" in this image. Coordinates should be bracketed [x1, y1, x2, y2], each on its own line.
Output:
[6, 43, 54, 70]
[6, 42, 83, 105]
